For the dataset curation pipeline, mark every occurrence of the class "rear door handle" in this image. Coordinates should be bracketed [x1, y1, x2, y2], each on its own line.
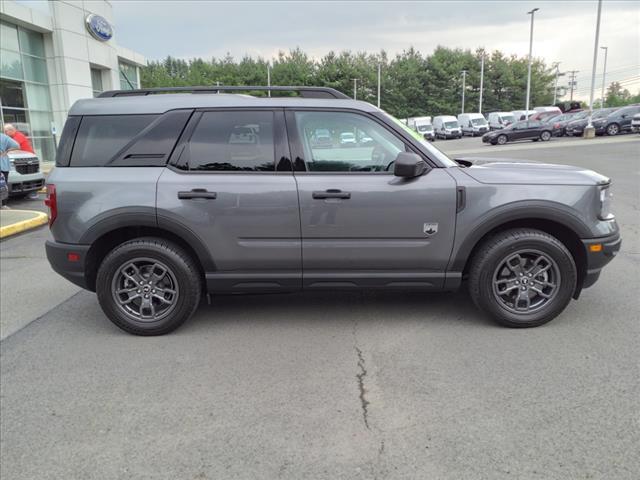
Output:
[312, 189, 351, 200]
[178, 189, 217, 200]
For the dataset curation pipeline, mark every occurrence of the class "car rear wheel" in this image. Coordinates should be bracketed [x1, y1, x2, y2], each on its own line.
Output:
[96, 237, 202, 335]
[468, 228, 577, 328]
[540, 131, 552, 141]
[606, 123, 619, 136]
[497, 134, 508, 145]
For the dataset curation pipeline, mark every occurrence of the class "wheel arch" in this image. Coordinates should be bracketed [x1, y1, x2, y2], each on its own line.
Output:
[452, 209, 590, 297]
[83, 217, 214, 292]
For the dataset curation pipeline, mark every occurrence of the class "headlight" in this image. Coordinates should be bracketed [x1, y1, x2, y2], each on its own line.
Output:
[599, 185, 614, 220]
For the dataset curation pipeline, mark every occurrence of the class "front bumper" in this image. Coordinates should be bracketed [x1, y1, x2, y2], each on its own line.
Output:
[45, 240, 92, 290]
[8, 171, 45, 195]
[580, 232, 621, 289]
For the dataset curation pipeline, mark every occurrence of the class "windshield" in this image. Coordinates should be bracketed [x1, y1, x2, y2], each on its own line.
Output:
[471, 118, 487, 126]
[417, 125, 433, 132]
[501, 115, 515, 124]
[444, 121, 459, 129]
[386, 113, 458, 167]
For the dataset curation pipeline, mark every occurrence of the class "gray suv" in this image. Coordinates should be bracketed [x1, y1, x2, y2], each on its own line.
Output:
[45, 86, 621, 335]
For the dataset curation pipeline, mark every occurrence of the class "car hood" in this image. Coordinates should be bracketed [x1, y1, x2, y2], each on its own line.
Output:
[8, 150, 39, 159]
[455, 157, 610, 185]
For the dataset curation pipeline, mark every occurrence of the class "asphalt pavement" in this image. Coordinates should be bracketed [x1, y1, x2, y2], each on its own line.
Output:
[1, 134, 639, 479]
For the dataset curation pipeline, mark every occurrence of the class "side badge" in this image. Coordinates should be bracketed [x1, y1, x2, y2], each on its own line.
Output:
[423, 223, 438, 236]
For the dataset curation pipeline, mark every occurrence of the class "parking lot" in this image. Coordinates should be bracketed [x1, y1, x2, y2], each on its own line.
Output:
[1, 134, 638, 479]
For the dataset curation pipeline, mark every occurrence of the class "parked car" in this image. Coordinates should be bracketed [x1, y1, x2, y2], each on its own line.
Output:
[565, 108, 617, 136]
[512, 110, 536, 122]
[433, 115, 462, 139]
[339, 132, 357, 146]
[0, 172, 8, 204]
[7, 150, 45, 197]
[545, 111, 587, 137]
[458, 113, 489, 136]
[487, 112, 516, 130]
[631, 112, 640, 133]
[593, 104, 640, 136]
[530, 109, 563, 122]
[45, 85, 620, 335]
[311, 128, 332, 148]
[482, 120, 553, 145]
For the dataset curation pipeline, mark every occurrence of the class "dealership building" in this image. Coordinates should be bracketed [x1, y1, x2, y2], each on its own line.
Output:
[0, 0, 146, 162]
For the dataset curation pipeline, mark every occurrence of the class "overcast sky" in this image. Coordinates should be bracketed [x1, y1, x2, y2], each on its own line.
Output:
[112, 1, 640, 100]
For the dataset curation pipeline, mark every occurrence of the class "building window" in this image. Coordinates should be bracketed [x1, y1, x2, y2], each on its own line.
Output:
[0, 20, 54, 162]
[91, 68, 104, 97]
[119, 61, 138, 90]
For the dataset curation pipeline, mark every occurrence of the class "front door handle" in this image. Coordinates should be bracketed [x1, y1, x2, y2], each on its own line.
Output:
[178, 189, 217, 200]
[312, 189, 351, 200]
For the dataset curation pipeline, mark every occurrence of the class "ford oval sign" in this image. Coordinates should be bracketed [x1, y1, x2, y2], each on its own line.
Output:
[85, 14, 113, 42]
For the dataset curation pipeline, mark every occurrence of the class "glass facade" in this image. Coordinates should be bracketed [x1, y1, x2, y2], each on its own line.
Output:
[91, 67, 104, 97]
[119, 61, 139, 90]
[0, 20, 55, 162]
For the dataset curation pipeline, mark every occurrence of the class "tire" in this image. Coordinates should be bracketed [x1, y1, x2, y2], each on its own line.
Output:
[540, 130, 552, 141]
[96, 237, 202, 335]
[468, 228, 577, 328]
[497, 134, 508, 145]
[606, 123, 619, 136]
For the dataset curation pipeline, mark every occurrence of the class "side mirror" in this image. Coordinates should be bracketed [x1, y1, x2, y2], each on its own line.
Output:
[394, 152, 430, 178]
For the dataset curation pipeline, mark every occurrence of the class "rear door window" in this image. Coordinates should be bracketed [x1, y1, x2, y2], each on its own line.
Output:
[70, 115, 158, 166]
[186, 111, 275, 172]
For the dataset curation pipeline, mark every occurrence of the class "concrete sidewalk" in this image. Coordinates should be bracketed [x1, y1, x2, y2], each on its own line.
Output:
[0, 209, 48, 239]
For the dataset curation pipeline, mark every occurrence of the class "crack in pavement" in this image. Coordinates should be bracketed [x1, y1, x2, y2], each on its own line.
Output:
[354, 345, 371, 430]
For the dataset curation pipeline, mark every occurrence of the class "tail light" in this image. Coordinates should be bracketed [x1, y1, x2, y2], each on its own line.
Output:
[44, 184, 57, 227]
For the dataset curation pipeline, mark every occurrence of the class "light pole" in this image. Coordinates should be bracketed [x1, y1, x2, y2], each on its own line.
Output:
[377, 63, 381, 108]
[352, 78, 358, 100]
[600, 46, 608, 108]
[267, 63, 271, 97]
[525, 7, 539, 113]
[552, 62, 561, 105]
[461, 70, 468, 114]
[585, 0, 603, 137]
[479, 54, 485, 114]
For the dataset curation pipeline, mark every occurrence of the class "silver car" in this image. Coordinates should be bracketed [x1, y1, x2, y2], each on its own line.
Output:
[7, 150, 45, 197]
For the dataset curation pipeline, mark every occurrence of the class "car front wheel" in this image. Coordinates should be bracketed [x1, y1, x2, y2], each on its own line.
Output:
[468, 228, 577, 328]
[497, 134, 508, 145]
[96, 238, 202, 335]
[606, 123, 619, 136]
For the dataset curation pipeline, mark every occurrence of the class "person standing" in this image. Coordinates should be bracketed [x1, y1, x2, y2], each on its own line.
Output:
[0, 133, 19, 209]
[3, 123, 34, 154]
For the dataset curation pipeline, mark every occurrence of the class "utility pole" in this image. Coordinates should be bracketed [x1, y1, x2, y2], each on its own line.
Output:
[585, 0, 603, 136]
[525, 7, 539, 112]
[479, 54, 485, 114]
[552, 62, 561, 105]
[567, 70, 579, 101]
[267, 63, 271, 97]
[352, 78, 358, 100]
[600, 46, 608, 108]
[460, 70, 468, 114]
[377, 63, 381, 108]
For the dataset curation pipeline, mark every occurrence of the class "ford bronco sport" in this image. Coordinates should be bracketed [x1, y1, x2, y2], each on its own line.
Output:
[45, 86, 621, 335]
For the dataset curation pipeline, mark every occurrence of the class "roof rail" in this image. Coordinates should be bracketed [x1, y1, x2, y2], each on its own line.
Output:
[98, 86, 350, 99]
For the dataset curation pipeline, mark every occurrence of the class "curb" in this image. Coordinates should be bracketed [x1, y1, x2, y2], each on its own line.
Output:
[0, 210, 48, 239]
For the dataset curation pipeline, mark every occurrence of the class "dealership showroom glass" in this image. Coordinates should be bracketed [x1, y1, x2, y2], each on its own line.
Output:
[0, 0, 145, 163]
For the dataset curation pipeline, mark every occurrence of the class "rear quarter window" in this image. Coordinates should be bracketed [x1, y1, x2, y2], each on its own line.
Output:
[70, 115, 158, 167]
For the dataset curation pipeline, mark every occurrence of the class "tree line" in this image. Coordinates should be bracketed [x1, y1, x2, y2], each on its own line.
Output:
[140, 47, 632, 118]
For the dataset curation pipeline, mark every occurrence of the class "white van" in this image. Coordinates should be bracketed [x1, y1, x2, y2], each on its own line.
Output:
[433, 116, 461, 139]
[408, 116, 434, 140]
[487, 112, 516, 130]
[457, 113, 489, 136]
[512, 110, 536, 122]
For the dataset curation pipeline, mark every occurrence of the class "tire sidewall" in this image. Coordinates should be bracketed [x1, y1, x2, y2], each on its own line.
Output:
[473, 235, 577, 327]
[497, 135, 507, 145]
[96, 241, 200, 335]
[606, 123, 619, 136]
[541, 131, 551, 141]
